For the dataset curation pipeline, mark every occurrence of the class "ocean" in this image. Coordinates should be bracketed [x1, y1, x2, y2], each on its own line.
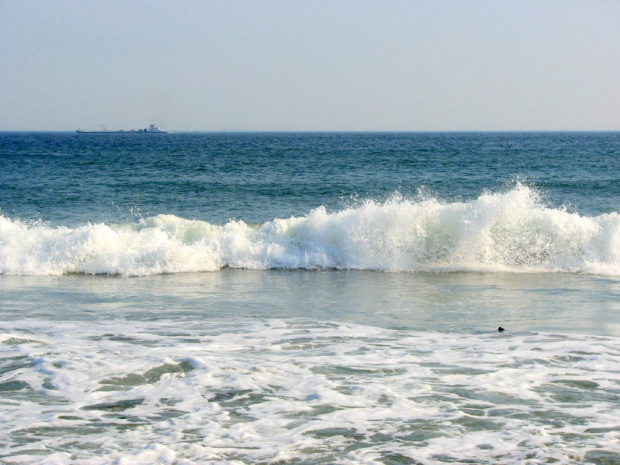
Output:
[1, 131, 619, 464]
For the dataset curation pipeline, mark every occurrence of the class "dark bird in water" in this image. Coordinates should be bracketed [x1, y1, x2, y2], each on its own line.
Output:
[498, 327, 505, 332]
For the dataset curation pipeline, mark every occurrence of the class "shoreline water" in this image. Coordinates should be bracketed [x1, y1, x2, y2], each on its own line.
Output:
[2, 312, 619, 465]
[2, 269, 619, 337]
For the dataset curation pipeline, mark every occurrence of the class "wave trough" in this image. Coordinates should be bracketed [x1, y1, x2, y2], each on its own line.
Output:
[1, 186, 619, 276]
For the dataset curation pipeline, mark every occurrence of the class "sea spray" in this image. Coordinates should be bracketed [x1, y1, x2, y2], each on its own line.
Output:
[1, 185, 618, 276]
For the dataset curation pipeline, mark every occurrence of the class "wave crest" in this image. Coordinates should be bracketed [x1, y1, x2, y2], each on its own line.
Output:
[1, 185, 619, 276]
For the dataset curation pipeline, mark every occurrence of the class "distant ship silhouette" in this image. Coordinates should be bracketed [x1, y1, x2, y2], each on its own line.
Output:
[76, 124, 166, 133]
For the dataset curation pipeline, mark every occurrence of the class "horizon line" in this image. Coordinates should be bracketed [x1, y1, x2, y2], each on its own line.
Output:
[1, 129, 619, 134]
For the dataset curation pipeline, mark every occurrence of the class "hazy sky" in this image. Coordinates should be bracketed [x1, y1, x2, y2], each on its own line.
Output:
[1, 1, 618, 131]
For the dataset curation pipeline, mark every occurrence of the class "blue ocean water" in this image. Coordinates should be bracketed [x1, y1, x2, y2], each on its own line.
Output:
[2, 132, 619, 226]
[1, 132, 620, 464]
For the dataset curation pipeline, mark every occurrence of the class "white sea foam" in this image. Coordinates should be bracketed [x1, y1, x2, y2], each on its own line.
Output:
[1, 318, 619, 464]
[1, 185, 619, 276]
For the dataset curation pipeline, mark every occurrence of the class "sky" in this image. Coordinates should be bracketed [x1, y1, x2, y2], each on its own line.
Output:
[1, 1, 618, 132]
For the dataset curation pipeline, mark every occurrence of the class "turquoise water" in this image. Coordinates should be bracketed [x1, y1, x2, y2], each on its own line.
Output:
[2, 132, 618, 225]
[1, 132, 619, 464]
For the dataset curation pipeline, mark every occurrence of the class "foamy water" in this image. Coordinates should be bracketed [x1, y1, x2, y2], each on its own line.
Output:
[1, 318, 619, 464]
[1, 185, 619, 277]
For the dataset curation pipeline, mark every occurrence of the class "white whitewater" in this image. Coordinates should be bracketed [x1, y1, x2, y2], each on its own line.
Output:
[1, 185, 618, 277]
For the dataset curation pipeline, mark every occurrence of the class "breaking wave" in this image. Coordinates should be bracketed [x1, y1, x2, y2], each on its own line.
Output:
[1, 185, 619, 276]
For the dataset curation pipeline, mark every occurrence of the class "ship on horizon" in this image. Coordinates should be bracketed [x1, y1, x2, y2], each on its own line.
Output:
[76, 124, 167, 134]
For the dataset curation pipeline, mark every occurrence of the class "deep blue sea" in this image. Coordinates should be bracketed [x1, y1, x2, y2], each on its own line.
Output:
[1, 132, 619, 464]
